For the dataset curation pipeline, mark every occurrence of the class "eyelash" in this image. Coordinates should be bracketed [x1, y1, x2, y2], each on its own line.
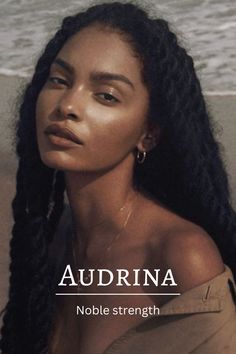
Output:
[48, 76, 68, 86]
[47, 77, 120, 104]
[95, 92, 119, 104]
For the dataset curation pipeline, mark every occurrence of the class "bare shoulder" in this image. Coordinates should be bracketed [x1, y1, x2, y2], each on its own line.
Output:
[160, 223, 224, 292]
[138, 194, 225, 293]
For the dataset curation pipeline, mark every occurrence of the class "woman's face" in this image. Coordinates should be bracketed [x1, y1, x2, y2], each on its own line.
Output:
[36, 24, 150, 172]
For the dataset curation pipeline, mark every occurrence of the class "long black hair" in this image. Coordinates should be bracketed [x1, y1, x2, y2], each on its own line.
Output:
[1, 2, 236, 353]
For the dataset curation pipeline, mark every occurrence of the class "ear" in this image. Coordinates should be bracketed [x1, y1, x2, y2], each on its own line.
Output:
[136, 121, 161, 153]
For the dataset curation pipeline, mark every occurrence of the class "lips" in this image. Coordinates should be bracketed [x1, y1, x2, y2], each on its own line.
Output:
[44, 124, 83, 145]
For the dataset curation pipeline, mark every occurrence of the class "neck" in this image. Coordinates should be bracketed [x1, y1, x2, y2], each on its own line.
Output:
[64, 157, 138, 246]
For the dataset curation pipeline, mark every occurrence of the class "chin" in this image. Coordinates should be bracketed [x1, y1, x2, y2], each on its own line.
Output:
[39, 150, 77, 171]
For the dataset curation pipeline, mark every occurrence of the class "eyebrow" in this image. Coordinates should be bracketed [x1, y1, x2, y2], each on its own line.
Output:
[52, 57, 135, 90]
[53, 58, 74, 75]
[90, 71, 135, 90]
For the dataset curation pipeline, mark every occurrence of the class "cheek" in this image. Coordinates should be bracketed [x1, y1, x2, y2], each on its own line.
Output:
[87, 105, 146, 156]
[35, 90, 55, 134]
[35, 91, 53, 151]
[36, 89, 52, 117]
[36, 92, 46, 125]
[35, 97, 45, 144]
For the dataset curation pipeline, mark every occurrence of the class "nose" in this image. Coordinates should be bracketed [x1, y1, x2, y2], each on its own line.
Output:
[56, 88, 84, 120]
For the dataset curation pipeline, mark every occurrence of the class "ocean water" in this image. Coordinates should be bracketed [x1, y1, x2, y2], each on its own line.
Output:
[0, 0, 235, 92]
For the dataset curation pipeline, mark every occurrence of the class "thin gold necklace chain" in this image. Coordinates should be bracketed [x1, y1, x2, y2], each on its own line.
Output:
[82, 189, 138, 231]
[72, 192, 139, 291]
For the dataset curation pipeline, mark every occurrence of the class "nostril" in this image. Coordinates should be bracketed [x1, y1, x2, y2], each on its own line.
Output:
[67, 112, 78, 119]
[56, 105, 78, 120]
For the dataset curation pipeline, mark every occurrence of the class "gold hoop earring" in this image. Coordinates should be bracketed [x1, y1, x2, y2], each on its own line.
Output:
[136, 150, 146, 164]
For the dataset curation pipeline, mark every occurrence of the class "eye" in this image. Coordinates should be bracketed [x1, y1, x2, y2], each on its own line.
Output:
[96, 93, 119, 104]
[48, 76, 68, 86]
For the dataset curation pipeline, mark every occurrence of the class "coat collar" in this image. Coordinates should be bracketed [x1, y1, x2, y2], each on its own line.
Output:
[159, 265, 236, 316]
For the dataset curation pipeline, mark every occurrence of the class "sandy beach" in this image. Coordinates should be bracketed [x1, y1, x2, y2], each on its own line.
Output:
[0, 74, 235, 317]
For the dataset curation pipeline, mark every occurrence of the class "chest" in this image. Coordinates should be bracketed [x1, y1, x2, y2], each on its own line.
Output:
[50, 258, 176, 354]
[49, 218, 173, 354]
[50, 281, 160, 354]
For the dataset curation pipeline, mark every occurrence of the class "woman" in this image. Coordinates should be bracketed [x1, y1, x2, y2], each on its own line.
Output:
[1, 2, 236, 354]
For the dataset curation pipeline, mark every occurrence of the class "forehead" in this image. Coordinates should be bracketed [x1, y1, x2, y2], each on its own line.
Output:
[56, 24, 144, 83]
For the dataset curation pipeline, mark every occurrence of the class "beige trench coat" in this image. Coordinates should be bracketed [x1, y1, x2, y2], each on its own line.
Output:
[101, 265, 236, 354]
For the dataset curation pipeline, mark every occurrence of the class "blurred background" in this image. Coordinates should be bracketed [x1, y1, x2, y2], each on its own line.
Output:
[0, 0, 235, 314]
[0, 0, 235, 91]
